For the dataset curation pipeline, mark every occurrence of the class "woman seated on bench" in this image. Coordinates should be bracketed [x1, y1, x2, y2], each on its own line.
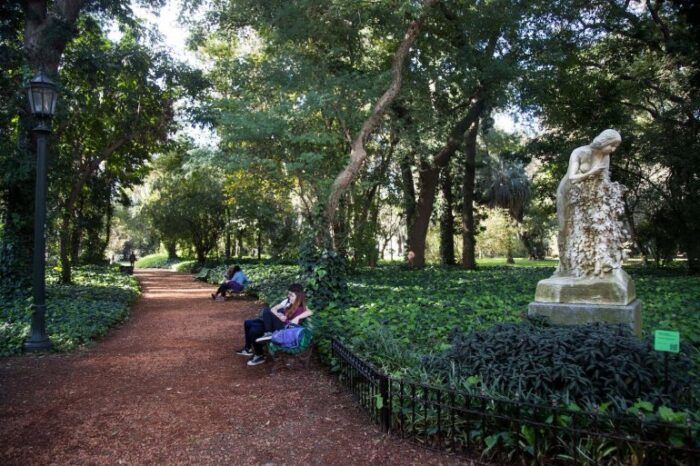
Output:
[211, 265, 248, 300]
[237, 283, 312, 366]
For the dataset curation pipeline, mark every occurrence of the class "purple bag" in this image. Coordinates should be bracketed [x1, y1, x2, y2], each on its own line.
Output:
[271, 325, 305, 349]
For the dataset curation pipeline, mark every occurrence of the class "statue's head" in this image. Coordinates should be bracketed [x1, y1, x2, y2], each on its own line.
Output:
[591, 129, 622, 153]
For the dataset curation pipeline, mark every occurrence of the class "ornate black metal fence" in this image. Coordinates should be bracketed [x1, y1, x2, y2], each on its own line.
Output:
[330, 337, 700, 465]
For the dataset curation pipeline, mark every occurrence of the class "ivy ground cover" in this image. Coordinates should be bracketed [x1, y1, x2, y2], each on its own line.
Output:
[194, 261, 700, 366]
[0, 265, 140, 356]
[318, 265, 700, 374]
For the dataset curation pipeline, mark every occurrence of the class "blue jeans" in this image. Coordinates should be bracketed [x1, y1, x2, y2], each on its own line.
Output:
[261, 307, 287, 333]
[244, 319, 265, 354]
[244, 307, 287, 354]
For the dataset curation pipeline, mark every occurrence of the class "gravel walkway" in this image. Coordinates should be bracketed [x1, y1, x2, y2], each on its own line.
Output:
[0, 269, 476, 465]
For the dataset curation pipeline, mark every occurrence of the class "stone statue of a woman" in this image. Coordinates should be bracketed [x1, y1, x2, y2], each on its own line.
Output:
[555, 129, 626, 278]
[530, 129, 640, 334]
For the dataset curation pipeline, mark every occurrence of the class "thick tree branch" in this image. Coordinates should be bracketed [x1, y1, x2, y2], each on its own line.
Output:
[433, 97, 485, 166]
[23, 0, 87, 70]
[325, 0, 439, 231]
[54, 0, 85, 23]
[648, 0, 671, 45]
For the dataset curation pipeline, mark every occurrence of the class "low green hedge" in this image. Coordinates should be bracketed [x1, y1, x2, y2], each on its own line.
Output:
[172, 260, 197, 272]
[424, 321, 696, 410]
[0, 265, 140, 356]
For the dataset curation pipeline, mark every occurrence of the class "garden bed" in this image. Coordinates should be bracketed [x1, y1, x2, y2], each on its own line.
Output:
[0, 265, 140, 356]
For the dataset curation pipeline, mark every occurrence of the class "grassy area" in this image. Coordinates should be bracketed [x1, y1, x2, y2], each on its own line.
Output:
[378, 257, 559, 267]
[476, 257, 559, 267]
[191, 261, 699, 356]
[184, 259, 700, 372]
[0, 265, 140, 356]
[134, 253, 192, 269]
[314, 265, 700, 372]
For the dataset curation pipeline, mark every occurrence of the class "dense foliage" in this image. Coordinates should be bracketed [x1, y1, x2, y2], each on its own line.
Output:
[298, 236, 349, 311]
[425, 322, 696, 409]
[311, 264, 700, 411]
[0, 2, 204, 289]
[184, 260, 700, 410]
[0, 266, 139, 356]
[178, 0, 700, 274]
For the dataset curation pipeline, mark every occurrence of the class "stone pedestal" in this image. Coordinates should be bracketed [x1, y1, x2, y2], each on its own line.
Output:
[528, 299, 642, 336]
[534, 269, 635, 305]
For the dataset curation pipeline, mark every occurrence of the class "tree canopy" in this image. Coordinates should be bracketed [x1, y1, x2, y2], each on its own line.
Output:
[2, 0, 699, 282]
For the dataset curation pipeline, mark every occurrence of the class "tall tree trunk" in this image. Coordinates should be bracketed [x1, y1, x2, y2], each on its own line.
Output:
[103, 196, 113, 258]
[685, 233, 700, 274]
[225, 232, 232, 259]
[236, 230, 243, 258]
[70, 222, 81, 265]
[59, 213, 72, 284]
[439, 165, 455, 265]
[461, 120, 479, 270]
[333, 197, 349, 258]
[224, 206, 231, 259]
[70, 196, 84, 265]
[408, 162, 439, 267]
[367, 199, 381, 267]
[165, 241, 178, 259]
[408, 99, 485, 267]
[257, 229, 262, 260]
[196, 247, 206, 264]
[506, 242, 515, 264]
[399, 151, 417, 258]
[225, 231, 231, 259]
[325, 0, 439, 239]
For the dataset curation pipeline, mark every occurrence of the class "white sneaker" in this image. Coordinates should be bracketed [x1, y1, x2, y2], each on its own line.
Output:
[247, 355, 265, 366]
[256, 334, 272, 343]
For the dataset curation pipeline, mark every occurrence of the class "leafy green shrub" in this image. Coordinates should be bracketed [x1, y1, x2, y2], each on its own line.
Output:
[172, 260, 196, 272]
[134, 253, 186, 269]
[0, 265, 139, 356]
[424, 322, 697, 411]
[298, 237, 349, 311]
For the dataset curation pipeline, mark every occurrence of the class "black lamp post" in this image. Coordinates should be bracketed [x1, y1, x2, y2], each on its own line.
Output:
[24, 71, 58, 353]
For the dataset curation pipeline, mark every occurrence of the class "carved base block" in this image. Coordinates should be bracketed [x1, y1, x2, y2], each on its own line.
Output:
[534, 269, 635, 305]
[528, 299, 642, 336]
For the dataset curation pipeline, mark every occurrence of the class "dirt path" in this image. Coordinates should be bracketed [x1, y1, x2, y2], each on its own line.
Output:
[0, 269, 473, 465]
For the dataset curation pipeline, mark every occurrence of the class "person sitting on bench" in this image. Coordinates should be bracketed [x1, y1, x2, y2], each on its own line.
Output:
[211, 265, 248, 300]
[237, 283, 312, 366]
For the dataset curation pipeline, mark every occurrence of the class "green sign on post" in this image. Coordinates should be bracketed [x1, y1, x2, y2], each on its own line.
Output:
[654, 330, 680, 353]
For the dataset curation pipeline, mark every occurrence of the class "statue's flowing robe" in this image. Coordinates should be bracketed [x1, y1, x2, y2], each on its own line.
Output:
[556, 154, 627, 278]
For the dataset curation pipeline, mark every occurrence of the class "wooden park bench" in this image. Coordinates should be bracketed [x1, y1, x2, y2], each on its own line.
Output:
[194, 267, 252, 299]
[224, 287, 248, 300]
[256, 322, 314, 373]
[193, 267, 212, 281]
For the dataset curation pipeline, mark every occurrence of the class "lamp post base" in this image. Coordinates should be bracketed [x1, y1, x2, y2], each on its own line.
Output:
[25, 303, 52, 353]
[24, 337, 52, 352]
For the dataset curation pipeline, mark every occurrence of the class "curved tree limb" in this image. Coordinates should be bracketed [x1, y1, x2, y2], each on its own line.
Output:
[324, 0, 439, 235]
